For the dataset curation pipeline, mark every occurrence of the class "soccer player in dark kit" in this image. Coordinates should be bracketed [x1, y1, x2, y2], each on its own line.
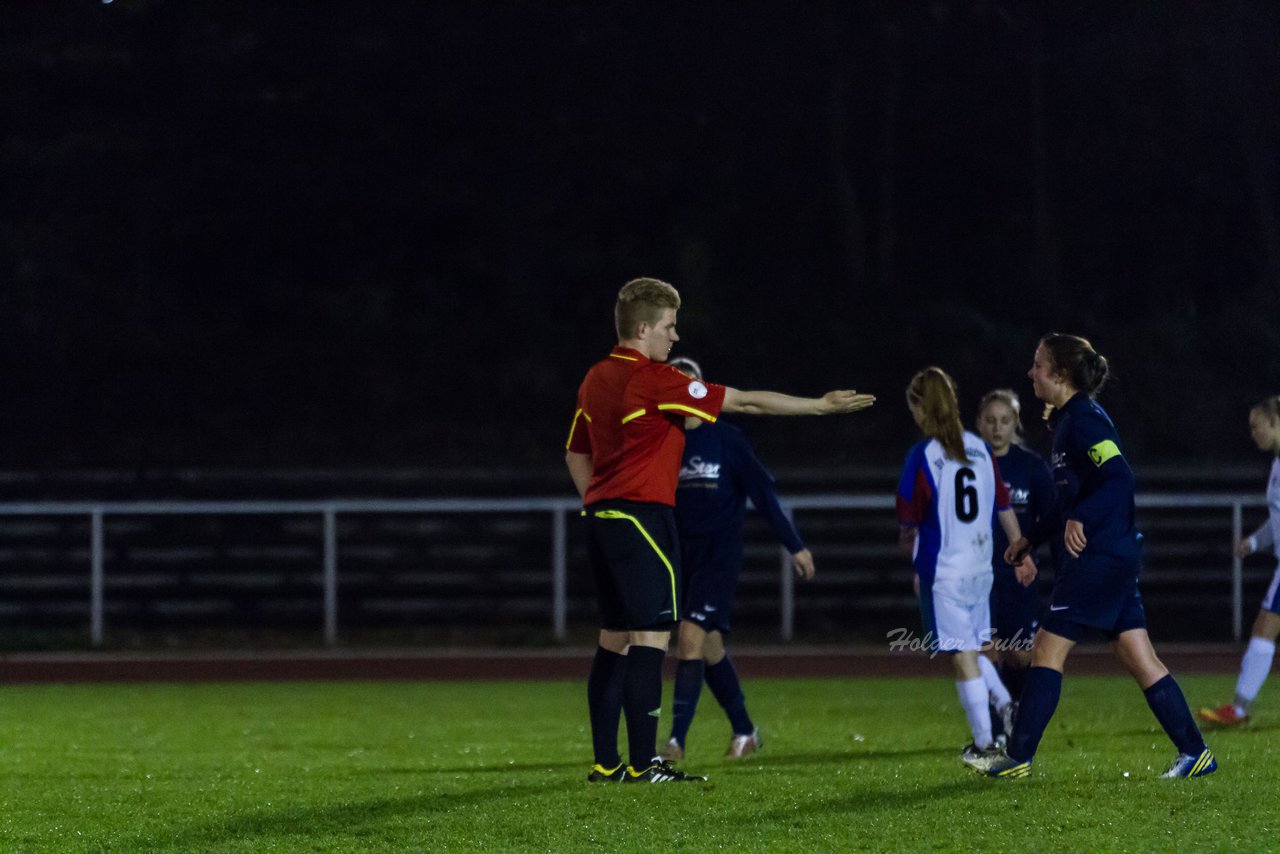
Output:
[658, 356, 814, 763]
[974, 389, 1057, 735]
[565, 278, 874, 783]
[965, 333, 1216, 779]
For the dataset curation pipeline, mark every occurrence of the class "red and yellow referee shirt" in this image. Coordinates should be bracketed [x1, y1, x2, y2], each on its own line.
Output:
[567, 346, 726, 506]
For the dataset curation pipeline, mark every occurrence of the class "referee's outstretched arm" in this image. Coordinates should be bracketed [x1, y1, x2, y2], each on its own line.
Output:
[722, 388, 875, 416]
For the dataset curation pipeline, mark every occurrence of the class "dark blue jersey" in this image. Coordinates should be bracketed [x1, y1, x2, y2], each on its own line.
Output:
[1027, 393, 1141, 560]
[990, 443, 1057, 566]
[673, 421, 805, 554]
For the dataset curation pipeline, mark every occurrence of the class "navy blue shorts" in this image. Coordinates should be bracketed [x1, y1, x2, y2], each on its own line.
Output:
[584, 500, 682, 631]
[1039, 552, 1146, 642]
[990, 561, 1040, 646]
[678, 534, 743, 635]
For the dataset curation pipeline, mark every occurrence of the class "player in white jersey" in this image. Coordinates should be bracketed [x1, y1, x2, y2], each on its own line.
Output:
[1200, 395, 1280, 726]
[896, 367, 1036, 760]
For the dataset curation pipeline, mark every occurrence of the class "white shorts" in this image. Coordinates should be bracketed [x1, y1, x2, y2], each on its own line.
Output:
[1262, 564, 1280, 615]
[923, 572, 994, 653]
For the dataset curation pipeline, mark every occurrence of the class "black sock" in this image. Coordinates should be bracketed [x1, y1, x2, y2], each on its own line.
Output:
[1001, 662, 1029, 702]
[1007, 666, 1062, 762]
[705, 655, 753, 735]
[670, 658, 705, 747]
[623, 645, 666, 768]
[1143, 674, 1206, 756]
[587, 647, 626, 767]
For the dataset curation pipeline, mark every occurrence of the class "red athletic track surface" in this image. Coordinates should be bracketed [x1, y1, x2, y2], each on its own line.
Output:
[0, 644, 1243, 683]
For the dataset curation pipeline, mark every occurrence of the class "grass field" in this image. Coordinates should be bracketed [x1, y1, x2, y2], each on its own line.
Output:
[0, 672, 1271, 852]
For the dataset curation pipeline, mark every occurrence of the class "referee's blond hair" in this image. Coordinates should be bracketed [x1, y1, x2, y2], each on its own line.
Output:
[615, 278, 680, 340]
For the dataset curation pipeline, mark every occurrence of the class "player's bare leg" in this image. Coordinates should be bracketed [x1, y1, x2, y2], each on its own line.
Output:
[675, 621, 707, 659]
[1111, 628, 1168, 689]
[630, 629, 670, 652]
[700, 629, 726, 664]
[1029, 628, 1075, 671]
[599, 628, 629, 654]
[1252, 609, 1280, 642]
[951, 649, 981, 680]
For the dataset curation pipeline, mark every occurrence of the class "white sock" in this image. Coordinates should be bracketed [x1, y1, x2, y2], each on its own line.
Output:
[957, 677, 993, 748]
[977, 655, 1013, 710]
[1235, 637, 1276, 713]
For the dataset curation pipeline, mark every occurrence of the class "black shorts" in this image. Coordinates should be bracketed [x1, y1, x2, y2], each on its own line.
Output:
[584, 500, 682, 631]
[1039, 552, 1146, 641]
[679, 533, 744, 635]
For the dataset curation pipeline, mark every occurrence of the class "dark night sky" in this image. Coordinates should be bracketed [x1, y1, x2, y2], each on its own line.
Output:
[2, 1, 1278, 477]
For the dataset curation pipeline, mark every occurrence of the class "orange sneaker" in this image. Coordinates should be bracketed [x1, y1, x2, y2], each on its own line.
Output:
[1198, 704, 1248, 725]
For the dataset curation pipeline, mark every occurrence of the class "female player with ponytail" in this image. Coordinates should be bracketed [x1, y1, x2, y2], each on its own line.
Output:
[967, 333, 1216, 779]
[896, 367, 1035, 761]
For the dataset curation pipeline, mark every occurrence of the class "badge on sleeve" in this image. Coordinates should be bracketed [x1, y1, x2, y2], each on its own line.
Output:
[687, 381, 708, 399]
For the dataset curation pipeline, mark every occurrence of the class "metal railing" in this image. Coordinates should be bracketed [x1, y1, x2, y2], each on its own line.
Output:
[0, 492, 1266, 646]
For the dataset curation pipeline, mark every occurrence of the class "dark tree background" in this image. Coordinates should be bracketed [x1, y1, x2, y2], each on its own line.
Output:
[3, 1, 1277, 475]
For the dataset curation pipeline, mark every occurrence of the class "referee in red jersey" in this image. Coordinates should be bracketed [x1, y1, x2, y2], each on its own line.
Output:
[566, 277, 875, 783]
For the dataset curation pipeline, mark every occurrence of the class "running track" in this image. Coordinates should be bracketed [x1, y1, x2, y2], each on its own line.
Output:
[0, 644, 1243, 683]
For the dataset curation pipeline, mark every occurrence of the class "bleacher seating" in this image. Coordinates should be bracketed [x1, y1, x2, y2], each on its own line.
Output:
[0, 467, 1268, 647]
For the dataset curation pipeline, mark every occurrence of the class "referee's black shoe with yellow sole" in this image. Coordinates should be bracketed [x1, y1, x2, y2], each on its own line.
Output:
[586, 763, 626, 782]
[623, 760, 708, 783]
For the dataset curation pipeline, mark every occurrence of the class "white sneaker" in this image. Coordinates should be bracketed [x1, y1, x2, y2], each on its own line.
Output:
[726, 728, 760, 758]
[659, 737, 684, 762]
[961, 741, 1000, 764]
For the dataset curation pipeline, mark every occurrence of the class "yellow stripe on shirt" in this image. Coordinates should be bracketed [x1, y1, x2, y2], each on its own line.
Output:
[564, 409, 589, 449]
[657, 403, 717, 422]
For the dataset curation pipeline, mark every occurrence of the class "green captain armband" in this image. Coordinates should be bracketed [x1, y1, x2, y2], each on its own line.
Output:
[1087, 439, 1121, 467]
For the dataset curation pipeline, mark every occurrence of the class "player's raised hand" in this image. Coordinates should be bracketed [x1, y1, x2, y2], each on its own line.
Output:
[819, 390, 876, 414]
[791, 548, 816, 580]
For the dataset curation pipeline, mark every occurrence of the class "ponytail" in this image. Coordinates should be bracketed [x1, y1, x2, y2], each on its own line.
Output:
[907, 367, 970, 463]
